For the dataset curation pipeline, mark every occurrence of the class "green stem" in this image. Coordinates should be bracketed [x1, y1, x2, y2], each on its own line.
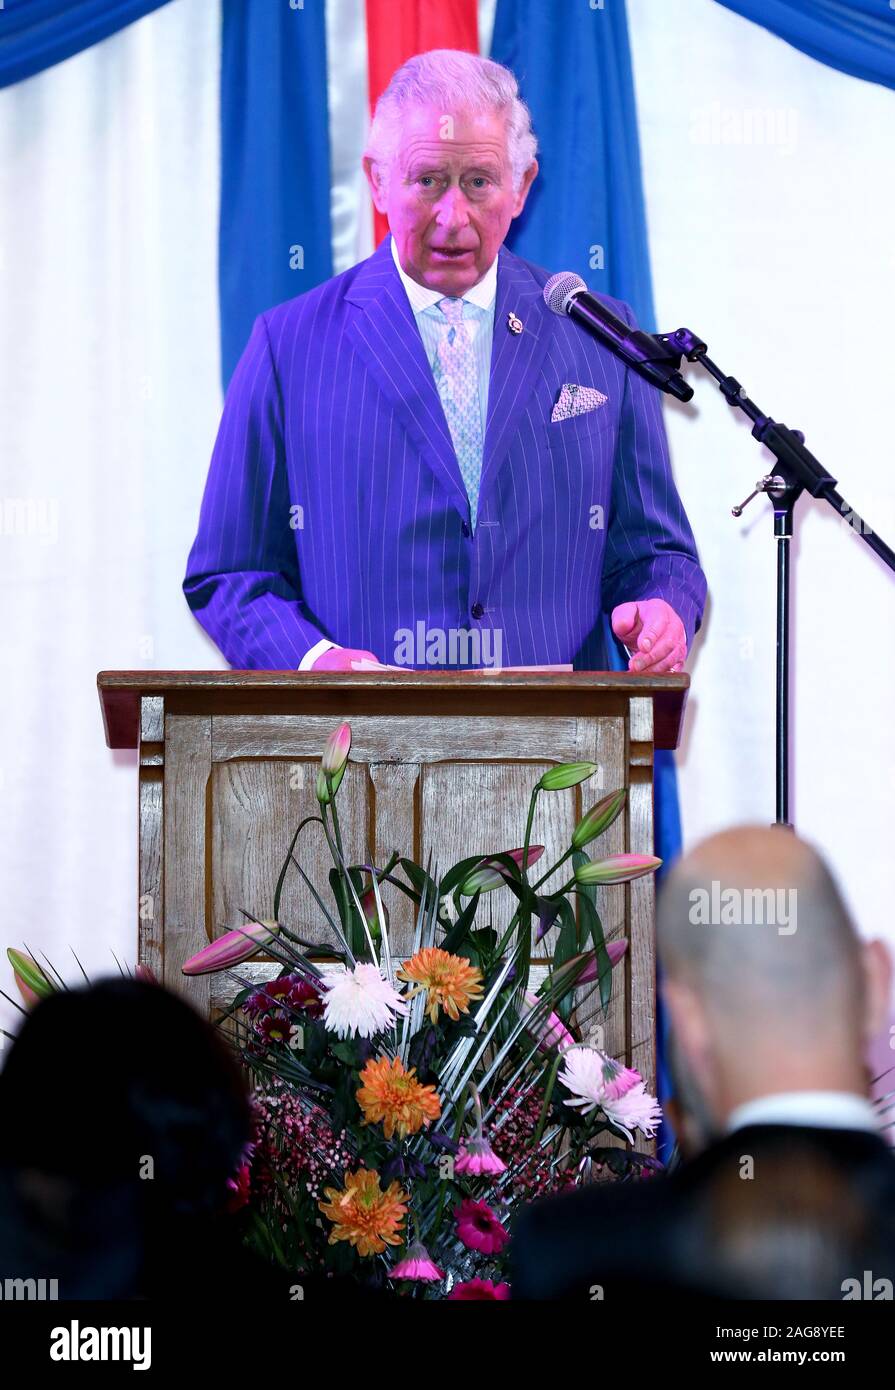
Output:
[320, 798, 353, 952]
[520, 788, 539, 889]
[329, 781, 346, 861]
[532, 846, 573, 891]
[533, 1049, 564, 1146]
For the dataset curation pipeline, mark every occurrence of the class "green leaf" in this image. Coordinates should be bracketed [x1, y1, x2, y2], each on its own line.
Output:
[438, 854, 495, 898]
[491, 868, 540, 919]
[471, 926, 497, 954]
[329, 865, 368, 956]
[576, 895, 611, 1012]
[398, 858, 432, 896]
[573, 849, 612, 1011]
[440, 892, 481, 954]
[552, 899, 578, 1019]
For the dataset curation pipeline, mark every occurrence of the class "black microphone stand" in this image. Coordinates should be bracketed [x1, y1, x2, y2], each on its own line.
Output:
[635, 326, 895, 829]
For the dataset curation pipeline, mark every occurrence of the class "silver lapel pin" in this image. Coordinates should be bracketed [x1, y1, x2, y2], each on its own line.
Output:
[507, 311, 524, 335]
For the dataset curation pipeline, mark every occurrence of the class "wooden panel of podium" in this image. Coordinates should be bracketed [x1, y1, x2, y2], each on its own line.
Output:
[97, 670, 688, 1105]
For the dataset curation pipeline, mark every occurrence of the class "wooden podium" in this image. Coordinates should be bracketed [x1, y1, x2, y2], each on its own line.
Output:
[97, 670, 688, 1100]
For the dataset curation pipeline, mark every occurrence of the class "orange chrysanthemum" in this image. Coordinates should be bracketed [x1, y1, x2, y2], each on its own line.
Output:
[397, 946, 484, 1024]
[356, 1054, 441, 1139]
[317, 1167, 409, 1257]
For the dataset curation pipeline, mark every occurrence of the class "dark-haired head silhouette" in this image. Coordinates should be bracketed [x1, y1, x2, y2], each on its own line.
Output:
[0, 976, 259, 1298]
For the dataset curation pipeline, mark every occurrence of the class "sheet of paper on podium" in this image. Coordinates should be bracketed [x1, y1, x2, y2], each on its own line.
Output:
[349, 659, 573, 672]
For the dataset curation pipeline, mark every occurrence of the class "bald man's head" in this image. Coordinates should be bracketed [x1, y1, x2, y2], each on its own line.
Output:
[658, 827, 864, 1037]
[657, 827, 891, 1132]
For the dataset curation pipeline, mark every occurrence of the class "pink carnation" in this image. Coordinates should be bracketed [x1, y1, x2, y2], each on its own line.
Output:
[600, 1081, 663, 1141]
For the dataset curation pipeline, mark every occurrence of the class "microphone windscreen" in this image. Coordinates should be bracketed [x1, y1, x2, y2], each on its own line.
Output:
[543, 271, 587, 316]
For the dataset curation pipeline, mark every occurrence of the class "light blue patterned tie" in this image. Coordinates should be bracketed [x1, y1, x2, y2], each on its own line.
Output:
[435, 296, 484, 531]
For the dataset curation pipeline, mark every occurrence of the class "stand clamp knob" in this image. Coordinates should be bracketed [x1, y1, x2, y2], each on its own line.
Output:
[731, 475, 788, 517]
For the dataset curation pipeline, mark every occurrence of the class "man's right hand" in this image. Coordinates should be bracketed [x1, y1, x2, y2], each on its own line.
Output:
[311, 647, 383, 671]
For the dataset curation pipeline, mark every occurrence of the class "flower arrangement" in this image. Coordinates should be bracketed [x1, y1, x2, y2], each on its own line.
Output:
[180, 723, 664, 1297]
[2, 724, 664, 1300]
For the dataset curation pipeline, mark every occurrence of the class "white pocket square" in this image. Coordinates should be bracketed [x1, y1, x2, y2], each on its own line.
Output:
[551, 383, 609, 423]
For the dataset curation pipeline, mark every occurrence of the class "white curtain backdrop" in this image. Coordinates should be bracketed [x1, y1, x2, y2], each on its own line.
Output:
[0, 0, 225, 1039]
[1, 0, 893, 1059]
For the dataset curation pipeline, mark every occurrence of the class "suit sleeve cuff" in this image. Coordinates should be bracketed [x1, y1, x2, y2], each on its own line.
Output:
[298, 639, 341, 671]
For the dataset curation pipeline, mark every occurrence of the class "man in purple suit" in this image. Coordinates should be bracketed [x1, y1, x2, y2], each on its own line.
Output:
[184, 50, 706, 673]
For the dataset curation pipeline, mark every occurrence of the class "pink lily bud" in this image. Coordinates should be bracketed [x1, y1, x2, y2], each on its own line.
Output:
[553, 940, 628, 988]
[316, 723, 351, 804]
[459, 845, 545, 896]
[573, 854, 661, 886]
[14, 974, 40, 1008]
[322, 722, 352, 774]
[522, 989, 576, 1052]
[571, 788, 627, 850]
[7, 948, 55, 1001]
[182, 920, 279, 976]
[359, 887, 386, 942]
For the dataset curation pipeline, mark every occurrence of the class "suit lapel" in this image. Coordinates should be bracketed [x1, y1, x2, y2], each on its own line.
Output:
[344, 237, 471, 522]
[344, 238, 553, 527]
[478, 246, 553, 512]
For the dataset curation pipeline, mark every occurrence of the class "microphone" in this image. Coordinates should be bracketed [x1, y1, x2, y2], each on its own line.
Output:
[543, 272, 694, 403]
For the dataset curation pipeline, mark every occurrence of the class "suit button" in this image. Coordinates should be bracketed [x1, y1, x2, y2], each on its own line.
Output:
[471, 602, 485, 619]
[461, 521, 471, 537]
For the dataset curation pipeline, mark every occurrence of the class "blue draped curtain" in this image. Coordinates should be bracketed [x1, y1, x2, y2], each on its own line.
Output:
[0, 0, 173, 89]
[490, 0, 656, 328]
[715, 0, 895, 90]
[219, 0, 333, 388]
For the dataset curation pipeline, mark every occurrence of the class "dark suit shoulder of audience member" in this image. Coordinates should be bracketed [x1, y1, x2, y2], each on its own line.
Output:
[511, 1124, 895, 1301]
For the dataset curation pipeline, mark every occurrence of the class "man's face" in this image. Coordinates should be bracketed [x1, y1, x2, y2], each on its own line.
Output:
[364, 105, 537, 296]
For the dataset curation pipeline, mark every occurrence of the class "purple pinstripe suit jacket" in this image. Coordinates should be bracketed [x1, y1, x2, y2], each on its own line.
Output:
[184, 234, 706, 670]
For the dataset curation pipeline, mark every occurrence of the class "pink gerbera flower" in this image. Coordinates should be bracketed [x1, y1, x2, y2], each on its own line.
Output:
[390, 1241, 444, 1283]
[447, 1279, 511, 1300]
[454, 1083, 507, 1176]
[455, 1136, 506, 1176]
[454, 1198, 509, 1255]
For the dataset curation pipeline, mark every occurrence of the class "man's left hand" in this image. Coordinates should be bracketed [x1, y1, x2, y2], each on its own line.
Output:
[611, 599, 687, 674]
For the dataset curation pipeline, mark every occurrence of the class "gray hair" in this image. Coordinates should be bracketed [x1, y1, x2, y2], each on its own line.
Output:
[364, 49, 538, 192]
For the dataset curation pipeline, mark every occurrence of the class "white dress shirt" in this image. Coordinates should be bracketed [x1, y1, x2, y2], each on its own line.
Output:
[726, 1090, 882, 1136]
[389, 230, 498, 322]
[298, 235, 499, 672]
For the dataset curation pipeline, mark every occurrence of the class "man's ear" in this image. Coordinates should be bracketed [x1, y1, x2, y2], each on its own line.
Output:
[861, 938, 893, 1043]
[662, 977, 711, 1075]
[512, 159, 538, 218]
[362, 156, 388, 214]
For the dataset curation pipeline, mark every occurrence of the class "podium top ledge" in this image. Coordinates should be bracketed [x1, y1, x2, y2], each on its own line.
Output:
[97, 669, 689, 751]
